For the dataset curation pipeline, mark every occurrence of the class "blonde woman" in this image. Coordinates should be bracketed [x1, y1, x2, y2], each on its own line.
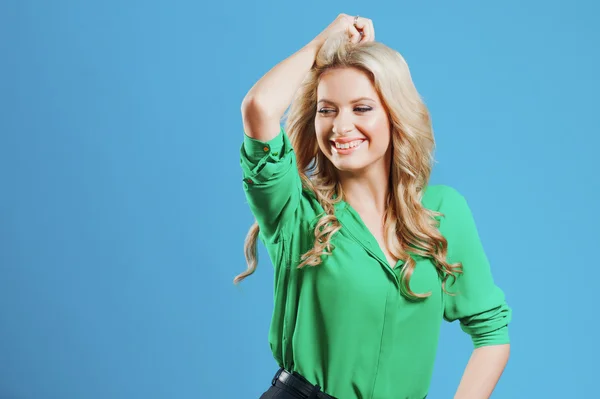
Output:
[235, 14, 511, 399]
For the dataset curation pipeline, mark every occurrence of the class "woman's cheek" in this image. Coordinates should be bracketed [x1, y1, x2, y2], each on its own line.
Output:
[315, 127, 332, 155]
[362, 113, 390, 143]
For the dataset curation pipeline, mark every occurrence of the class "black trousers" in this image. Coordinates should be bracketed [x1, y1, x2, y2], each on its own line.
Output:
[259, 379, 306, 399]
[259, 368, 337, 399]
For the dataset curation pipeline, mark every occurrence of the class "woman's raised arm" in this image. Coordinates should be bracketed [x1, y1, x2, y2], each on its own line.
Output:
[241, 13, 370, 142]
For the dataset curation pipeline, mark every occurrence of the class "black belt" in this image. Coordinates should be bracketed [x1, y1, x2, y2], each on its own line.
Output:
[272, 367, 337, 399]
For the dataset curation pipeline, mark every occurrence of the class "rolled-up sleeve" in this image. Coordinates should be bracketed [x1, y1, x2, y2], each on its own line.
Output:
[240, 126, 302, 241]
[439, 186, 512, 348]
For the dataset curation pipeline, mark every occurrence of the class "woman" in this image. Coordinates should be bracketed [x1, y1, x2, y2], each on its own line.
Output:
[235, 14, 512, 399]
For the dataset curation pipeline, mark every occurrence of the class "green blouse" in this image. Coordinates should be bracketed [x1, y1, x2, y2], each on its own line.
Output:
[240, 126, 511, 399]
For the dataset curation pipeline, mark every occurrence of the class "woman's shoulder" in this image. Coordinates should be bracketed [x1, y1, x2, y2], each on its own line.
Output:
[271, 186, 327, 238]
[421, 184, 466, 212]
[297, 187, 329, 221]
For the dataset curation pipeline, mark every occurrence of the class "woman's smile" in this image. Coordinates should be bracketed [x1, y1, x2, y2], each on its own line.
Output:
[331, 138, 366, 154]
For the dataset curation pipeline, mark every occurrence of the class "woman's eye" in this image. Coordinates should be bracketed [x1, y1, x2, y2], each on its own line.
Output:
[318, 107, 372, 114]
[317, 109, 334, 114]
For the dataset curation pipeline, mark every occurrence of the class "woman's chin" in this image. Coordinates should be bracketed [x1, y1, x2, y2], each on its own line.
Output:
[331, 158, 368, 174]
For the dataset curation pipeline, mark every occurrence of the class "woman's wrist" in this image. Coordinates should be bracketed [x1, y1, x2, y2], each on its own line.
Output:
[304, 38, 323, 57]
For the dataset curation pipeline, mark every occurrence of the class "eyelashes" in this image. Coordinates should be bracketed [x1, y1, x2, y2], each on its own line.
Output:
[317, 106, 373, 114]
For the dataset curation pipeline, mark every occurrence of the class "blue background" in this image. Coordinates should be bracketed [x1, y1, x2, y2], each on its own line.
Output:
[1, 0, 598, 398]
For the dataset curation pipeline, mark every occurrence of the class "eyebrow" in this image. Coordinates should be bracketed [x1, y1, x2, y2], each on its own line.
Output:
[317, 97, 376, 105]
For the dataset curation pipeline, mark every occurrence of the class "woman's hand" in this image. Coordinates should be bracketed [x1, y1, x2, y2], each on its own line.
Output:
[311, 13, 375, 49]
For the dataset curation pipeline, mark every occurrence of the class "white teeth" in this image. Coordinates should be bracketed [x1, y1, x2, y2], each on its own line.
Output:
[334, 140, 363, 149]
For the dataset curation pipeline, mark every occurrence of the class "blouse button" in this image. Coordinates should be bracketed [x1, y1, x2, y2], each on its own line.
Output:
[263, 146, 269, 152]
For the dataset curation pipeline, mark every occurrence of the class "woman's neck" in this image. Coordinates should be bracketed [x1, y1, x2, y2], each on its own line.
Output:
[338, 163, 390, 216]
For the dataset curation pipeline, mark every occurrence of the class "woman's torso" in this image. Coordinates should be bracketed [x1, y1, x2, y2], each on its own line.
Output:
[260, 186, 447, 399]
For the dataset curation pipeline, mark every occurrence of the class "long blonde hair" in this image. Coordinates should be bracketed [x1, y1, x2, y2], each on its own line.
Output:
[234, 33, 462, 299]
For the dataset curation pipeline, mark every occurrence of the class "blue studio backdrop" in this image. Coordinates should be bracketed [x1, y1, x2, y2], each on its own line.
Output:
[1, 0, 598, 398]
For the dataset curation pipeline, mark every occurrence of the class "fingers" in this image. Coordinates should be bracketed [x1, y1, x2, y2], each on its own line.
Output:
[352, 16, 375, 43]
[367, 19, 375, 42]
[347, 23, 361, 44]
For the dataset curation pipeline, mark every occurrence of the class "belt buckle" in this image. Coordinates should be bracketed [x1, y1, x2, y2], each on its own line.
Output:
[271, 367, 284, 386]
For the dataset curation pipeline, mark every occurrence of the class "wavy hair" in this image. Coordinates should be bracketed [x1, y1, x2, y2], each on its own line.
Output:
[234, 33, 462, 299]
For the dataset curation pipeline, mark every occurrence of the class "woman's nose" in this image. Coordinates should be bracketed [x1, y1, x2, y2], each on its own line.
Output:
[332, 113, 354, 135]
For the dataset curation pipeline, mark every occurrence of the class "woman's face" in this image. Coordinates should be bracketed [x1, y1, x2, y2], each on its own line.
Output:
[314, 67, 391, 175]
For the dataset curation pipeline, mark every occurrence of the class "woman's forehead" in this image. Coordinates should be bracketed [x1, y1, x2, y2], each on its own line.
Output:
[317, 68, 377, 100]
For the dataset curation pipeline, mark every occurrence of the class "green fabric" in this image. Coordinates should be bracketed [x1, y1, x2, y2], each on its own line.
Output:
[240, 126, 511, 399]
